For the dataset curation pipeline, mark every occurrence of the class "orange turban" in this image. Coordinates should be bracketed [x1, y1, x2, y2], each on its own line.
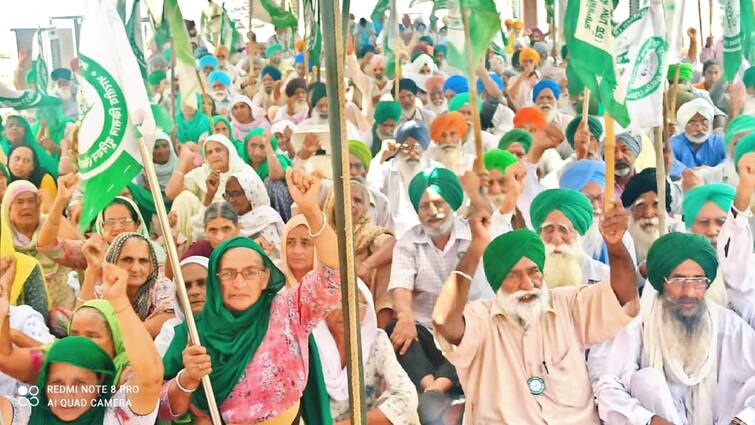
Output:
[425, 75, 445, 92]
[512, 20, 524, 29]
[214, 45, 229, 57]
[505, 19, 514, 26]
[519, 48, 540, 66]
[430, 111, 468, 142]
[513, 107, 546, 130]
[295, 39, 305, 52]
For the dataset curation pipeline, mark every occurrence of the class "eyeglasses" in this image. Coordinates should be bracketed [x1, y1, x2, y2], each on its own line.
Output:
[102, 218, 134, 228]
[664, 276, 710, 291]
[222, 190, 246, 200]
[217, 268, 266, 283]
[686, 119, 709, 129]
[399, 144, 422, 153]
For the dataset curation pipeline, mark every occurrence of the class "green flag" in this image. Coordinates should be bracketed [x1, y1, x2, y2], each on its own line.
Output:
[721, 0, 755, 81]
[371, 0, 390, 26]
[564, 0, 630, 127]
[445, 0, 501, 73]
[219, 6, 242, 52]
[126, 0, 148, 81]
[260, 0, 297, 29]
[164, 0, 199, 110]
[382, 0, 399, 79]
[0, 81, 61, 110]
[304, 0, 322, 69]
[77, 0, 157, 231]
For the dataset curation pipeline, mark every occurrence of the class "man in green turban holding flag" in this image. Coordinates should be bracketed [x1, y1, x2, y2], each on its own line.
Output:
[564, 115, 602, 162]
[587, 232, 755, 424]
[388, 167, 495, 423]
[432, 198, 639, 423]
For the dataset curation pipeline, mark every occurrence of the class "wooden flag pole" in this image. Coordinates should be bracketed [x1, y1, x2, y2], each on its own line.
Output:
[697, 0, 704, 48]
[319, 0, 367, 422]
[393, 0, 401, 101]
[582, 88, 590, 127]
[462, 6, 484, 172]
[653, 126, 668, 235]
[669, 64, 681, 123]
[604, 114, 616, 211]
[135, 138, 222, 425]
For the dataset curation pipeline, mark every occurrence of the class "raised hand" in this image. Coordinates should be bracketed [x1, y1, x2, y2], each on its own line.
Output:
[0, 256, 16, 317]
[56, 173, 79, 202]
[599, 199, 629, 247]
[101, 262, 129, 304]
[82, 235, 107, 269]
[285, 168, 321, 211]
[178, 142, 200, 172]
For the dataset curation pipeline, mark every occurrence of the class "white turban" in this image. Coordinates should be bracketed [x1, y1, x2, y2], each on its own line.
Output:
[676, 98, 714, 127]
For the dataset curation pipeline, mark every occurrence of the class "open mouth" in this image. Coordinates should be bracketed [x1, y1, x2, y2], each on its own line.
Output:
[518, 294, 537, 303]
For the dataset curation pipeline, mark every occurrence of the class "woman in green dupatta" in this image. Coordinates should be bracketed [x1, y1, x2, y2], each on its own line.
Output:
[175, 95, 211, 144]
[211, 115, 236, 143]
[0, 115, 59, 178]
[241, 127, 295, 222]
[160, 169, 341, 424]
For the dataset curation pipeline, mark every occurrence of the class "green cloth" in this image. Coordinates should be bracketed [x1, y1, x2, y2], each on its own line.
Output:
[483, 149, 518, 174]
[565, 115, 603, 148]
[175, 95, 211, 144]
[301, 336, 334, 425]
[646, 232, 718, 293]
[483, 229, 545, 292]
[266, 43, 284, 57]
[163, 237, 287, 412]
[724, 115, 755, 146]
[408, 167, 463, 212]
[745, 66, 755, 88]
[69, 300, 129, 386]
[530, 189, 593, 235]
[240, 128, 291, 180]
[374, 101, 402, 123]
[29, 336, 115, 425]
[448, 92, 482, 112]
[348, 140, 372, 171]
[147, 70, 167, 86]
[0, 163, 9, 179]
[308, 82, 327, 109]
[667, 63, 694, 82]
[682, 183, 735, 229]
[0, 115, 59, 178]
[34, 107, 76, 154]
[498, 129, 533, 152]
[127, 183, 157, 230]
[734, 132, 755, 172]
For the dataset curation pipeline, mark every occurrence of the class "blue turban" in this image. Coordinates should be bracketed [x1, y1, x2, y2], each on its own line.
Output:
[208, 70, 231, 87]
[559, 160, 606, 191]
[295, 53, 305, 64]
[261, 65, 282, 81]
[442, 75, 469, 95]
[532, 79, 561, 102]
[198, 55, 218, 70]
[476, 73, 504, 95]
[396, 120, 430, 149]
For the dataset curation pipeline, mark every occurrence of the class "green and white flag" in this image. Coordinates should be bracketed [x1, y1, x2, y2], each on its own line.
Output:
[445, 0, 501, 73]
[0, 81, 61, 110]
[614, 0, 667, 129]
[381, 0, 399, 79]
[77, 0, 156, 230]
[219, 6, 242, 52]
[721, 0, 755, 81]
[564, 0, 630, 127]
[164, 0, 199, 110]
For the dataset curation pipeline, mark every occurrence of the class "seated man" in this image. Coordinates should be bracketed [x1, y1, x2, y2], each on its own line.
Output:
[447, 93, 499, 155]
[532, 79, 573, 159]
[671, 98, 726, 169]
[387, 167, 494, 424]
[428, 112, 476, 176]
[432, 202, 639, 424]
[397, 78, 436, 126]
[588, 232, 755, 425]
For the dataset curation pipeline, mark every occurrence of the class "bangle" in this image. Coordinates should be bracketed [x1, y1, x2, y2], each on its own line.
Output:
[451, 270, 473, 282]
[307, 212, 328, 238]
[175, 170, 185, 176]
[112, 303, 130, 314]
[175, 369, 198, 393]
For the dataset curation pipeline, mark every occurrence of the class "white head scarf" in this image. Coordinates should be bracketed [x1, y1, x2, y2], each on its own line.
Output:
[230, 171, 285, 240]
[173, 256, 210, 321]
[404, 53, 439, 76]
[676, 98, 715, 128]
[230, 95, 269, 140]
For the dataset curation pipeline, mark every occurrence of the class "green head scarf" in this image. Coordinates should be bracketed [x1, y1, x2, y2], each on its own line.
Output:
[147, 70, 166, 86]
[374, 101, 402, 123]
[734, 132, 755, 172]
[29, 336, 115, 425]
[348, 140, 372, 172]
[266, 43, 284, 57]
[408, 167, 464, 213]
[308, 82, 327, 109]
[682, 183, 735, 229]
[241, 128, 291, 180]
[448, 92, 482, 112]
[483, 229, 545, 292]
[667, 63, 694, 82]
[530, 189, 593, 235]
[175, 94, 211, 144]
[565, 115, 603, 148]
[724, 115, 755, 146]
[68, 300, 129, 386]
[499, 129, 533, 153]
[744, 66, 755, 88]
[646, 232, 718, 293]
[0, 115, 59, 178]
[484, 149, 518, 174]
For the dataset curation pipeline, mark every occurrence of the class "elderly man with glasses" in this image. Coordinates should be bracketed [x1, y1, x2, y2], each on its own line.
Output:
[670, 98, 727, 169]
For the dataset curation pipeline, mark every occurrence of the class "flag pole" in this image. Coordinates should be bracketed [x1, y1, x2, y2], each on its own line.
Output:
[697, 0, 704, 48]
[393, 0, 401, 101]
[462, 6, 484, 172]
[582, 88, 590, 127]
[653, 126, 668, 235]
[319, 0, 367, 422]
[669, 64, 681, 123]
[135, 138, 223, 425]
[604, 114, 616, 211]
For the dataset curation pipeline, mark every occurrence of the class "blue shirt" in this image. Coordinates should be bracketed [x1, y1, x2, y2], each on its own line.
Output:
[670, 132, 726, 169]
[669, 158, 687, 179]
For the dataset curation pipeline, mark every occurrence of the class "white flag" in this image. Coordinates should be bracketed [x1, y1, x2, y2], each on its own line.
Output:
[77, 0, 156, 229]
[615, 0, 667, 129]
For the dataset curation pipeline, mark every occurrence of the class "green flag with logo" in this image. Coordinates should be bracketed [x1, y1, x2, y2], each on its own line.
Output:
[445, 0, 501, 73]
[564, 0, 630, 127]
[0, 81, 61, 110]
[77, 0, 157, 231]
[721, 0, 755, 81]
[164, 0, 199, 110]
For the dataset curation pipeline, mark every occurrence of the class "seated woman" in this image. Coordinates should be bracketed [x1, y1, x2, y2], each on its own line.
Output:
[223, 173, 285, 258]
[211, 115, 235, 142]
[186, 202, 242, 258]
[313, 281, 419, 424]
[159, 169, 340, 424]
[175, 96, 210, 145]
[242, 128, 294, 221]
[0, 164, 8, 200]
[165, 134, 268, 246]
[142, 130, 178, 201]
[325, 180, 396, 328]
[79, 232, 175, 338]
[6, 144, 57, 202]
[0, 259, 163, 424]
[0, 115, 58, 179]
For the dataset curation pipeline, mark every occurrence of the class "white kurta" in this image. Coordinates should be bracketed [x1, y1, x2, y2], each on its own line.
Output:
[718, 207, 755, 328]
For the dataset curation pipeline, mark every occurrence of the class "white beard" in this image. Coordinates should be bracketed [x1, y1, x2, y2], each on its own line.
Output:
[487, 193, 507, 211]
[427, 100, 448, 115]
[686, 130, 710, 144]
[582, 220, 605, 260]
[540, 105, 557, 123]
[422, 214, 455, 237]
[57, 85, 73, 101]
[629, 217, 660, 263]
[434, 144, 467, 175]
[496, 286, 551, 328]
[398, 157, 424, 184]
[292, 100, 309, 115]
[543, 241, 585, 287]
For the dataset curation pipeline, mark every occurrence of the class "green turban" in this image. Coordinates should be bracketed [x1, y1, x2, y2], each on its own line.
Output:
[498, 129, 533, 152]
[725, 115, 755, 146]
[266, 43, 284, 57]
[448, 92, 482, 112]
[682, 183, 735, 229]
[483, 229, 545, 292]
[667, 63, 694, 82]
[734, 132, 755, 172]
[744, 66, 755, 88]
[147, 70, 167, 86]
[374, 101, 402, 124]
[484, 149, 518, 174]
[408, 167, 464, 212]
[530, 189, 593, 235]
[308, 82, 327, 107]
[348, 140, 372, 172]
[646, 232, 718, 293]
[565, 115, 603, 148]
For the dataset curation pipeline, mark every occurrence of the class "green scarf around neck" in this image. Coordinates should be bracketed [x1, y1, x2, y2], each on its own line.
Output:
[240, 127, 291, 181]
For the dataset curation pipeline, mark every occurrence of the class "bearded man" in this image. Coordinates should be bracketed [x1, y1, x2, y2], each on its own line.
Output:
[346, 47, 393, 119]
[368, 101, 402, 157]
[613, 132, 642, 197]
[208, 70, 232, 116]
[50, 68, 78, 119]
[397, 78, 436, 125]
[428, 111, 475, 176]
[424, 76, 448, 116]
[447, 93, 499, 155]
[670, 98, 726, 169]
[273, 78, 309, 124]
[432, 202, 639, 424]
[252, 65, 285, 111]
[533, 79, 573, 159]
[588, 232, 755, 425]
